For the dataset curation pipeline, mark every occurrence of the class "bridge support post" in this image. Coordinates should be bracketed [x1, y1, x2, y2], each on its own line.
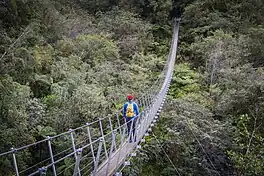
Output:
[86, 124, 96, 165]
[70, 129, 81, 175]
[11, 148, 19, 176]
[134, 113, 141, 144]
[73, 148, 82, 176]
[143, 94, 147, 110]
[47, 136, 57, 176]
[142, 113, 149, 137]
[139, 114, 145, 140]
[116, 111, 122, 137]
[108, 114, 116, 150]
[99, 118, 108, 159]
[147, 93, 151, 110]
[93, 138, 103, 176]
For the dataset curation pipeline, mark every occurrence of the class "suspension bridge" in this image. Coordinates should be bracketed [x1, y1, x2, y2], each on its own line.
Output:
[0, 18, 180, 176]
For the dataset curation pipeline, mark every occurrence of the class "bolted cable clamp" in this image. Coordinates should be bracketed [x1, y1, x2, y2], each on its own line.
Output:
[131, 153, 137, 157]
[38, 167, 47, 175]
[76, 148, 83, 155]
[11, 147, 17, 153]
[124, 161, 131, 166]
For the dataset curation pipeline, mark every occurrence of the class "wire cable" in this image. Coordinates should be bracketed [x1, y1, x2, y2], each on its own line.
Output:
[186, 120, 220, 176]
[152, 133, 181, 176]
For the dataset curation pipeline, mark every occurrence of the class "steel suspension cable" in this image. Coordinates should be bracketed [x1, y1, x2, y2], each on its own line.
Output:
[152, 132, 181, 176]
[186, 121, 220, 176]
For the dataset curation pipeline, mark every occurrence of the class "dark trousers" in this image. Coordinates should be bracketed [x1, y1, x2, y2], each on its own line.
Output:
[126, 118, 137, 142]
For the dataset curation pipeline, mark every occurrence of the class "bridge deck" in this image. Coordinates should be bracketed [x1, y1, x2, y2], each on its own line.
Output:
[96, 143, 134, 176]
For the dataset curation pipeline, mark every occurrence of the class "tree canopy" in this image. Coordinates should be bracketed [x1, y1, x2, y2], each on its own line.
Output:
[0, 0, 263, 175]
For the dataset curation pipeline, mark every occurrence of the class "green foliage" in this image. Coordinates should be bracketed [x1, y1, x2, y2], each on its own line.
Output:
[1, 0, 264, 175]
[169, 63, 200, 97]
[32, 44, 54, 72]
[228, 114, 264, 175]
[188, 30, 246, 68]
[36, 125, 56, 138]
[168, 63, 212, 107]
[0, 1, 166, 173]
[75, 34, 119, 65]
[0, 76, 33, 175]
[131, 0, 173, 24]
[246, 26, 264, 67]
[77, 0, 115, 14]
[179, 1, 264, 175]
[128, 100, 233, 175]
[150, 24, 172, 56]
[97, 8, 153, 57]
[57, 158, 74, 176]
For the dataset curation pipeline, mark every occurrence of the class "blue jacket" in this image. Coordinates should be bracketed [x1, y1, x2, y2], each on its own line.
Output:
[123, 101, 139, 120]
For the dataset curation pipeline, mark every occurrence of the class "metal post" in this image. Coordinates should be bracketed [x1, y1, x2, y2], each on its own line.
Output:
[144, 93, 148, 109]
[134, 114, 140, 144]
[47, 136, 57, 176]
[70, 129, 77, 159]
[146, 93, 150, 111]
[138, 114, 143, 141]
[143, 111, 149, 136]
[148, 93, 152, 115]
[147, 93, 152, 126]
[147, 93, 151, 108]
[11, 148, 19, 176]
[106, 130, 117, 174]
[141, 95, 145, 113]
[93, 138, 103, 176]
[70, 129, 81, 175]
[140, 114, 145, 139]
[139, 114, 145, 140]
[86, 123, 96, 165]
[142, 94, 146, 110]
[116, 111, 122, 137]
[108, 114, 114, 133]
[99, 118, 108, 158]
[150, 92, 153, 105]
[73, 148, 82, 176]
[108, 114, 116, 150]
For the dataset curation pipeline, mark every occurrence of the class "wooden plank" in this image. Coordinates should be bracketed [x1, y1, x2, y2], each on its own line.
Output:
[96, 143, 135, 176]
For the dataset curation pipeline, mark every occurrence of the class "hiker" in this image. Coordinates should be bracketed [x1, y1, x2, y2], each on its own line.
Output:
[123, 94, 139, 143]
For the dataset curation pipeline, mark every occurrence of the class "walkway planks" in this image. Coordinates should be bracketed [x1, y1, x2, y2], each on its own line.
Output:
[96, 143, 135, 176]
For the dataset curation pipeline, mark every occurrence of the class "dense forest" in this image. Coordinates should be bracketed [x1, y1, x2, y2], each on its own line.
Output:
[0, 0, 263, 175]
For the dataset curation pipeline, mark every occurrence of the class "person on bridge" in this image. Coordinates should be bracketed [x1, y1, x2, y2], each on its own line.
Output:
[123, 94, 139, 143]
